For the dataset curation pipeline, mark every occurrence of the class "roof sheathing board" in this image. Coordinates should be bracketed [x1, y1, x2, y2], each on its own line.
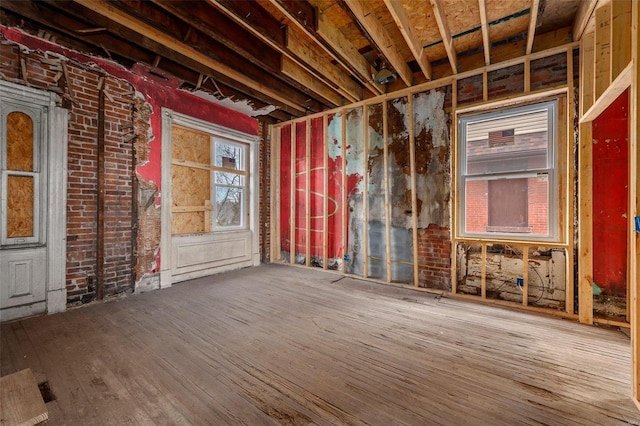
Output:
[404, 0, 441, 48]
[536, 0, 581, 35]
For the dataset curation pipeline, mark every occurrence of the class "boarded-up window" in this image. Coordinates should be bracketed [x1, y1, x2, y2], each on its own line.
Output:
[171, 125, 248, 235]
[3, 110, 40, 244]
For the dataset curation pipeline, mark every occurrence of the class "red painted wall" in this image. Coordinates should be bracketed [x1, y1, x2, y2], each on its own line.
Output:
[2, 26, 259, 276]
[592, 89, 629, 297]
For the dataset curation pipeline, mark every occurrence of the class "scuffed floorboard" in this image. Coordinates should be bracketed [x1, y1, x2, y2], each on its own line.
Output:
[1, 264, 638, 425]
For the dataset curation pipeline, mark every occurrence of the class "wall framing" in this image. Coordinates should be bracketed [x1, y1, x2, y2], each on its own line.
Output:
[271, 42, 581, 320]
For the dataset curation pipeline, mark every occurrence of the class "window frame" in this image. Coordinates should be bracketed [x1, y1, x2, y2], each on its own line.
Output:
[457, 99, 559, 242]
[0, 102, 47, 247]
[211, 137, 248, 231]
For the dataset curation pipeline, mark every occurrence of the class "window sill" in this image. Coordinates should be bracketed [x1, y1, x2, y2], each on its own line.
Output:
[485, 226, 533, 233]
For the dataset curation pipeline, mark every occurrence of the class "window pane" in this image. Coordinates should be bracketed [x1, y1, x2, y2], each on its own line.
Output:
[215, 141, 243, 170]
[465, 109, 548, 175]
[215, 171, 243, 186]
[465, 175, 549, 236]
[7, 175, 35, 238]
[7, 112, 34, 172]
[215, 187, 242, 227]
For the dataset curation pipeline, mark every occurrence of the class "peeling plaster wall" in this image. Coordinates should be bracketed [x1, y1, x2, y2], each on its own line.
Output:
[456, 244, 567, 309]
[277, 88, 451, 288]
[1, 26, 259, 303]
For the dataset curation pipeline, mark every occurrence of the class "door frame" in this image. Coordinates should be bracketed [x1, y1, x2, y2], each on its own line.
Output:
[0, 81, 67, 320]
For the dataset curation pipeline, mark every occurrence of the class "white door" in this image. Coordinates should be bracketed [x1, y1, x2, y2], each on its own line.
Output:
[0, 93, 49, 321]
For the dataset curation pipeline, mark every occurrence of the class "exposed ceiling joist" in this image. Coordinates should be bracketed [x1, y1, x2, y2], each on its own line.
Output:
[316, 10, 382, 94]
[344, 0, 413, 86]
[208, 0, 360, 103]
[383, 0, 432, 81]
[285, 31, 362, 103]
[429, 0, 458, 74]
[572, 0, 598, 42]
[268, 0, 383, 95]
[526, 0, 541, 54]
[478, 0, 491, 65]
[73, 0, 306, 113]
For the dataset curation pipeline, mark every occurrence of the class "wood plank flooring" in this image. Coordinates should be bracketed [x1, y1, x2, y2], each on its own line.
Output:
[1, 264, 638, 425]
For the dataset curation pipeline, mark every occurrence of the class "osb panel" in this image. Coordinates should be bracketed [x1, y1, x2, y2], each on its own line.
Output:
[172, 167, 210, 208]
[172, 125, 210, 164]
[489, 15, 530, 45]
[486, 0, 529, 23]
[7, 111, 34, 172]
[313, 1, 371, 51]
[452, 31, 484, 56]
[371, 2, 413, 64]
[442, 0, 481, 34]
[404, 0, 441, 47]
[7, 175, 34, 238]
[172, 212, 204, 235]
[423, 44, 449, 66]
[537, 0, 580, 35]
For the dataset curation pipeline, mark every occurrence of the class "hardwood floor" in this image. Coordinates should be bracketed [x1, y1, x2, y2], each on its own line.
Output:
[1, 264, 638, 425]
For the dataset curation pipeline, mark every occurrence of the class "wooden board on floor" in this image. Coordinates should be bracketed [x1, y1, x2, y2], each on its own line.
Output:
[0, 368, 48, 426]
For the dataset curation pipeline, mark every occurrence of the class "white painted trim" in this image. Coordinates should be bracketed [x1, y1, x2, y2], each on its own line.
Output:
[47, 106, 68, 314]
[0, 81, 66, 318]
[160, 108, 260, 287]
[160, 108, 173, 288]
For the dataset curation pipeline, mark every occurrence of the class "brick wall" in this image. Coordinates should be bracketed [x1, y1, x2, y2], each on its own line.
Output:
[259, 120, 271, 263]
[1, 37, 137, 305]
[417, 224, 451, 291]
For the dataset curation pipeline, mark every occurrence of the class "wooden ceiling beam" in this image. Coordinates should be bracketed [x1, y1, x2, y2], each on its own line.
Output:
[526, 0, 541, 54]
[151, 0, 352, 105]
[572, 0, 598, 42]
[343, 0, 414, 86]
[478, 0, 490, 65]
[429, 0, 458, 74]
[72, 0, 307, 113]
[1, 0, 154, 65]
[148, 0, 281, 73]
[316, 10, 381, 94]
[209, 0, 361, 103]
[268, 0, 383, 95]
[383, 0, 432, 81]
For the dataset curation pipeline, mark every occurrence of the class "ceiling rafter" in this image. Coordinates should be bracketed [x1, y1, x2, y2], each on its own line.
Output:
[343, 0, 413, 86]
[429, 0, 458, 74]
[572, 0, 598, 42]
[208, 0, 362, 103]
[146, 0, 344, 107]
[383, 0, 432, 81]
[478, 0, 490, 65]
[526, 0, 541, 54]
[267, 0, 383, 95]
[315, 10, 382, 94]
[72, 0, 306, 113]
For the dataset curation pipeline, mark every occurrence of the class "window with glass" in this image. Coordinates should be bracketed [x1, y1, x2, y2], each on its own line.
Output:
[458, 100, 557, 240]
[171, 125, 248, 235]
